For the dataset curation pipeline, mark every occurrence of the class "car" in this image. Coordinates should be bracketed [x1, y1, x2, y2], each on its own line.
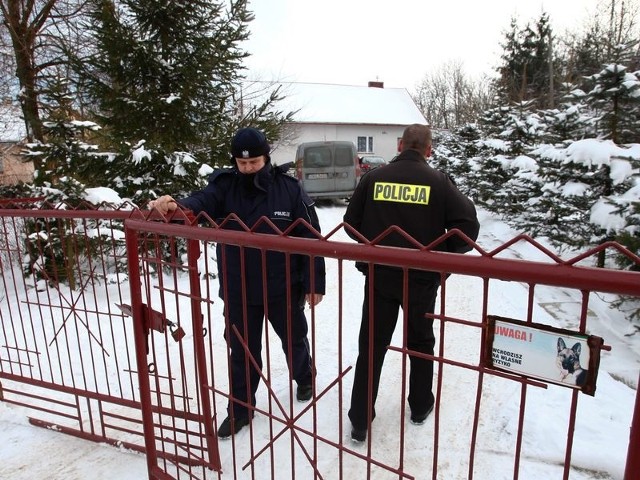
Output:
[295, 141, 361, 200]
[359, 155, 387, 173]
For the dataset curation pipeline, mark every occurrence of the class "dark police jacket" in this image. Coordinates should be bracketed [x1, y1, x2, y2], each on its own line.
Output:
[179, 163, 326, 305]
[344, 149, 480, 282]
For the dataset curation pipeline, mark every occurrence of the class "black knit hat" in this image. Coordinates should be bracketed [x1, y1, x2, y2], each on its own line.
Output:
[230, 127, 270, 159]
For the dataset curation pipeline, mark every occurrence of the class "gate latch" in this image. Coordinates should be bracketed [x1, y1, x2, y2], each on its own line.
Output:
[117, 303, 185, 352]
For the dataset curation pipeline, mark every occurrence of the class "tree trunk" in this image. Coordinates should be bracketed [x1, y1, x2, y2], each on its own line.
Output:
[2, 0, 60, 142]
[547, 31, 555, 109]
[13, 36, 44, 142]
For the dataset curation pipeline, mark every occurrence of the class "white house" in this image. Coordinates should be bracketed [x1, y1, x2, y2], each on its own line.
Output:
[262, 81, 428, 165]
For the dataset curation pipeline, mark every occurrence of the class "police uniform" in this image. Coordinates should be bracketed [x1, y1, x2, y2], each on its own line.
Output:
[179, 129, 326, 423]
[344, 148, 479, 433]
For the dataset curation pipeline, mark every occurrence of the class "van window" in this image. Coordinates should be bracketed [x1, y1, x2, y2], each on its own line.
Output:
[335, 146, 355, 166]
[303, 147, 332, 168]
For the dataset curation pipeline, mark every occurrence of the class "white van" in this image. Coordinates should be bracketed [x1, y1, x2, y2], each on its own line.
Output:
[294, 141, 361, 200]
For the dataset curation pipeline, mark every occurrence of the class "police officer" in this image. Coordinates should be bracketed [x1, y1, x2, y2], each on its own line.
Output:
[149, 127, 326, 439]
[344, 123, 479, 443]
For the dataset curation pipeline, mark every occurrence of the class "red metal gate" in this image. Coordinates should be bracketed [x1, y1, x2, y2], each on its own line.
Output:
[0, 203, 639, 479]
[0, 206, 149, 455]
[124, 231, 221, 478]
[122, 211, 640, 480]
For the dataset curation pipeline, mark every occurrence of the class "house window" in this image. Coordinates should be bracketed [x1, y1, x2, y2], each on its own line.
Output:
[357, 136, 374, 153]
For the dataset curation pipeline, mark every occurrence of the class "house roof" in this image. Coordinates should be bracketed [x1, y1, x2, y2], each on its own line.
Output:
[268, 82, 428, 126]
[1, 83, 428, 141]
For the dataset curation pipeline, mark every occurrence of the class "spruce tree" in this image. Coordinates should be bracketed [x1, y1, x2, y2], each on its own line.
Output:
[26, 73, 103, 201]
[581, 53, 640, 144]
[496, 13, 556, 109]
[524, 139, 637, 265]
[21, 73, 114, 289]
[614, 200, 640, 274]
[537, 95, 597, 145]
[430, 125, 482, 197]
[71, 0, 287, 203]
[471, 101, 544, 218]
[79, 0, 252, 151]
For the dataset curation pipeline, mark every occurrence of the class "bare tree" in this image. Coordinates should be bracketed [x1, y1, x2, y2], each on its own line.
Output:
[0, 21, 16, 103]
[413, 60, 495, 129]
[557, 0, 639, 85]
[0, 0, 86, 141]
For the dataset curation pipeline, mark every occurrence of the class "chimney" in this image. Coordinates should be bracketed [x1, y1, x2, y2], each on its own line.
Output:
[368, 81, 384, 88]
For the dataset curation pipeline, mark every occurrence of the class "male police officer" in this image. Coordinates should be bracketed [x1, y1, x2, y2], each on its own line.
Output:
[344, 123, 479, 443]
[149, 127, 325, 438]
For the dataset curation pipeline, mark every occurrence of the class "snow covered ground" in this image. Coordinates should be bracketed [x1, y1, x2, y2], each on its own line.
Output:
[1, 203, 638, 479]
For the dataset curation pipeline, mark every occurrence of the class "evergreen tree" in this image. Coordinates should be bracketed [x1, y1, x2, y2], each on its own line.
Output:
[581, 54, 640, 144]
[25, 73, 102, 200]
[77, 0, 252, 152]
[499, 101, 545, 155]
[453, 123, 484, 160]
[496, 13, 556, 109]
[614, 200, 640, 273]
[19, 73, 120, 290]
[537, 94, 597, 145]
[429, 4, 640, 319]
[519, 146, 599, 250]
[71, 0, 291, 203]
[533, 43, 640, 266]
[470, 101, 545, 218]
[524, 140, 637, 265]
[528, 13, 555, 108]
[609, 156, 640, 320]
[431, 125, 482, 197]
[497, 18, 525, 103]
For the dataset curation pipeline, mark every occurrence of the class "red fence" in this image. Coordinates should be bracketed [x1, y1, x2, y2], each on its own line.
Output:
[0, 204, 638, 479]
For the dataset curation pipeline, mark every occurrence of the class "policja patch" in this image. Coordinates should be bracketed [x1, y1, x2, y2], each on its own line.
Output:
[373, 182, 431, 205]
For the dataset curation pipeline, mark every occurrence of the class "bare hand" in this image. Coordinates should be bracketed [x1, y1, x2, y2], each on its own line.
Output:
[148, 195, 178, 215]
[305, 293, 324, 307]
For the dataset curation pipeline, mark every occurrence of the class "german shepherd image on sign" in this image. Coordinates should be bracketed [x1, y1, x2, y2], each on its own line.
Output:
[556, 337, 588, 387]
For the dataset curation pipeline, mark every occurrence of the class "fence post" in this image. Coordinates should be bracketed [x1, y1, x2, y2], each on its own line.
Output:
[624, 371, 640, 480]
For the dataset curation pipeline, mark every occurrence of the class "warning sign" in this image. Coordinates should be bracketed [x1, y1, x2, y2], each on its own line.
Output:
[484, 315, 605, 396]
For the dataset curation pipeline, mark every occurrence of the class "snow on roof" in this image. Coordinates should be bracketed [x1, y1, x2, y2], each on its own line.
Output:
[272, 82, 428, 126]
[2, 83, 428, 141]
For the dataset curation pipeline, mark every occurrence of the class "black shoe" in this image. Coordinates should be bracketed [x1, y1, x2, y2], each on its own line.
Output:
[296, 384, 312, 402]
[217, 416, 250, 439]
[350, 425, 367, 443]
[410, 403, 434, 425]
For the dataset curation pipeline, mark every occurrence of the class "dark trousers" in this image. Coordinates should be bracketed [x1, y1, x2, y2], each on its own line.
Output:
[225, 285, 312, 419]
[348, 274, 439, 430]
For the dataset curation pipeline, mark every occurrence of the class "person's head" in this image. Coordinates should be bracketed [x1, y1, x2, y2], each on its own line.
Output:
[230, 127, 270, 174]
[399, 124, 432, 158]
